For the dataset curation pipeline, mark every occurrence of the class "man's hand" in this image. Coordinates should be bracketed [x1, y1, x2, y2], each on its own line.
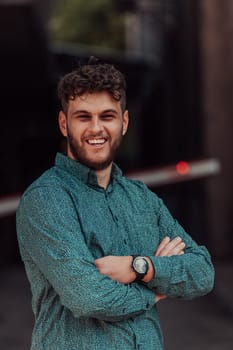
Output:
[154, 236, 186, 303]
[95, 256, 135, 284]
[155, 236, 185, 257]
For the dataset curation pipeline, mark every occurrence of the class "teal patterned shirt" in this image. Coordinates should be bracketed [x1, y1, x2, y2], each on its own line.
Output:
[16, 153, 214, 350]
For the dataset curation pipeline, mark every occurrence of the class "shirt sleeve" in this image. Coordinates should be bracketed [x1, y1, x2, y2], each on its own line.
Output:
[16, 185, 155, 322]
[145, 192, 215, 299]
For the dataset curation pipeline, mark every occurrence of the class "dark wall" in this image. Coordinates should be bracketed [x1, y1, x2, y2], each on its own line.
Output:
[0, 0, 211, 265]
[0, 2, 59, 196]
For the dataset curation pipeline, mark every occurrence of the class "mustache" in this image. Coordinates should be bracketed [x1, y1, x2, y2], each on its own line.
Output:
[82, 132, 109, 140]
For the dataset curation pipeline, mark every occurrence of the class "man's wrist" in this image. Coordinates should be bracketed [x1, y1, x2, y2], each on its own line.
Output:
[142, 257, 155, 283]
[130, 256, 155, 283]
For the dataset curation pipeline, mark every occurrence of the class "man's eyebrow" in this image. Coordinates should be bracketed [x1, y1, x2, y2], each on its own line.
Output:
[71, 109, 118, 116]
[101, 109, 118, 114]
[71, 109, 89, 116]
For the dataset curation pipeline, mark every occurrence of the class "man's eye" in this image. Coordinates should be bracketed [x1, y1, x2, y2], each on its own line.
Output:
[77, 115, 90, 120]
[102, 115, 114, 120]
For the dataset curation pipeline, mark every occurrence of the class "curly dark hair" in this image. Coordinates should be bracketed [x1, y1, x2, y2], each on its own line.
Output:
[57, 57, 127, 114]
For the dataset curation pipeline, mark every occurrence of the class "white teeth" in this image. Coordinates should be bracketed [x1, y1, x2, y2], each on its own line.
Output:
[87, 139, 105, 145]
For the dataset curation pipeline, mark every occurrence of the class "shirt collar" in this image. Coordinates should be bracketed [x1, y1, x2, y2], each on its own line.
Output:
[55, 152, 122, 188]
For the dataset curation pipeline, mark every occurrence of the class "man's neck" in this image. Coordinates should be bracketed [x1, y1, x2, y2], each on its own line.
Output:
[95, 164, 112, 189]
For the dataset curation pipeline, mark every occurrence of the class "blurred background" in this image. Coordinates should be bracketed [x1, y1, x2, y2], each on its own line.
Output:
[1, 0, 233, 349]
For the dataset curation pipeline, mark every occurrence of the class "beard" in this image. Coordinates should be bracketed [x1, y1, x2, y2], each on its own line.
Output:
[66, 128, 123, 171]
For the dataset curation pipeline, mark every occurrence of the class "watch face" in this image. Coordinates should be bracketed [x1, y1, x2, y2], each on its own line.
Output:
[133, 257, 148, 273]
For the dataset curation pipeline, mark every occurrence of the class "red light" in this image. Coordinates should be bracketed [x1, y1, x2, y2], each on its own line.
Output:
[176, 161, 190, 175]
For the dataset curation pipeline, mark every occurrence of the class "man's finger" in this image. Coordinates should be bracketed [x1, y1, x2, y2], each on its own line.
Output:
[156, 237, 185, 257]
[155, 294, 167, 303]
[159, 237, 182, 256]
[155, 236, 170, 256]
[166, 242, 186, 256]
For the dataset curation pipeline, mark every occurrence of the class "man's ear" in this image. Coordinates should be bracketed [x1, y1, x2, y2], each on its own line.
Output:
[58, 111, 68, 137]
[122, 110, 129, 136]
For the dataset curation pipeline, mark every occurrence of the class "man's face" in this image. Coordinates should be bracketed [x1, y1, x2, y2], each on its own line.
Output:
[59, 91, 128, 171]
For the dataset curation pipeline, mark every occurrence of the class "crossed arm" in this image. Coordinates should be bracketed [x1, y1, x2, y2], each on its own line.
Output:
[95, 236, 186, 302]
[17, 183, 214, 322]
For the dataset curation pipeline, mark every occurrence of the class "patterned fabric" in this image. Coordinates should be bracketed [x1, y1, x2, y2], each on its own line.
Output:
[16, 152, 214, 350]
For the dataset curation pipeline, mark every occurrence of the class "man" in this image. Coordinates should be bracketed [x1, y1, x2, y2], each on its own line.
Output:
[16, 57, 214, 350]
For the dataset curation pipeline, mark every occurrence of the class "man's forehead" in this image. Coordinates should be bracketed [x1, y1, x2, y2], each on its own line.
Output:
[68, 91, 120, 106]
[67, 91, 122, 115]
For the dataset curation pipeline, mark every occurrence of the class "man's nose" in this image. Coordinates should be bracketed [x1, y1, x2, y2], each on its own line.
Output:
[89, 117, 103, 132]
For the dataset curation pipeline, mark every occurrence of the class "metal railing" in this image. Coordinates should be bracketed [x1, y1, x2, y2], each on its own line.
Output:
[0, 158, 220, 218]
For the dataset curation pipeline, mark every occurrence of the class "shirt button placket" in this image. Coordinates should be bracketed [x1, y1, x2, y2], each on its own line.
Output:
[105, 194, 118, 225]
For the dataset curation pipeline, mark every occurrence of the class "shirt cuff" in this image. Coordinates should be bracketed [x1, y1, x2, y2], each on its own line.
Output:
[146, 256, 172, 289]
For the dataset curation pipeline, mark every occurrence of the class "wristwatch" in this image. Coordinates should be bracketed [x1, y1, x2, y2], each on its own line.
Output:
[131, 256, 149, 282]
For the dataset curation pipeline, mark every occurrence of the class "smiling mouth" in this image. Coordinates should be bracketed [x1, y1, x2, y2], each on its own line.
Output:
[86, 138, 107, 145]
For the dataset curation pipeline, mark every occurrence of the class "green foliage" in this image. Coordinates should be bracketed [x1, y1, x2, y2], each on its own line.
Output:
[49, 0, 125, 50]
